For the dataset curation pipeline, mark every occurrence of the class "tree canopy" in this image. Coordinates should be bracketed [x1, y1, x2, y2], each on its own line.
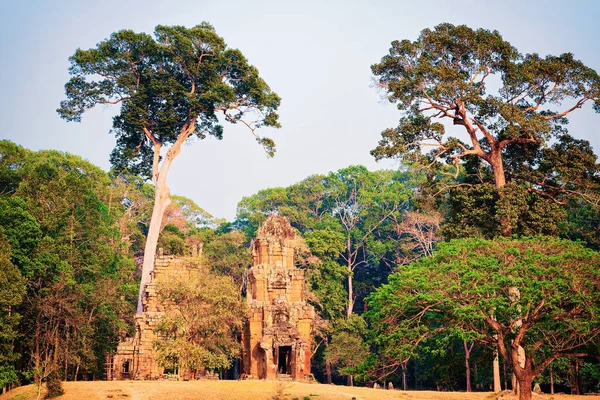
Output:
[371, 24, 600, 226]
[366, 237, 600, 399]
[58, 23, 281, 177]
[0, 141, 140, 391]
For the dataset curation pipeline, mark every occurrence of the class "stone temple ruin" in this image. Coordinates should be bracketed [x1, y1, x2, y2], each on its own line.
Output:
[108, 255, 194, 380]
[241, 216, 315, 380]
[107, 215, 314, 381]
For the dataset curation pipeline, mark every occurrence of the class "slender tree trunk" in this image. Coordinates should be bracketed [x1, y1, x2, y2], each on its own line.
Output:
[503, 359, 508, 391]
[325, 361, 332, 384]
[74, 364, 80, 382]
[550, 364, 554, 394]
[493, 350, 501, 391]
[574, 359, 580, 395]
[401, 361, 407, 391]
[64, 332, 68, 379]
[474, 360, 480, 391]
[492, 313, 501, 392]
[346, 238, 354, 317]
[509, 287, 526, 395]
[464, 340, 473, 392]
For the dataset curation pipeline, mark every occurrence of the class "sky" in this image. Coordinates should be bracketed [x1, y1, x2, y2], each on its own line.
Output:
[1, 0, 599, 220]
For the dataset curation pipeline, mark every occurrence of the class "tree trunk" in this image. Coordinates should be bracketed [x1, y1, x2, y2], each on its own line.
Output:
[503, 359, 508, 391]
[517, 373, 533, 400]
[464, 340, 472, 392]
[74, 364, 80, 382]
[346, 238, 353, 317]
[490, 150, 506, 189]
[473, 359, 479, 390]
[136, 163, 172, 313]
[489, 149, 511, 390]
[136, 125, 194, 313]
[493, 349, 501, 392]
[490, 149, 514, 237]
[550, 364, 554, 394]
[574, 359, 580, 395]
[325, 361, 332, 384]
[401, 361, 407, 391]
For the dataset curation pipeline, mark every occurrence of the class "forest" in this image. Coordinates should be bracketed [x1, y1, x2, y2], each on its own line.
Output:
[1, 22, 600, 400]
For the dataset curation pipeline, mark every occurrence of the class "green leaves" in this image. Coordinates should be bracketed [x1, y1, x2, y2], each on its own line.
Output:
[154, 263, 246, 372]
[372, 23, 600, 216]
[366, 236, 600, 385]
[59, 23, 281, 179]
[0, 141, 142, 382]
[0, 230, 25, 388]
[235, 166, 411, 318]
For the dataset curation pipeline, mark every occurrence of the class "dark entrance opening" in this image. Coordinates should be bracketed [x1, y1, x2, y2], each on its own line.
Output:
[278, 346, 292, 374]
[121, 360, 130, 378]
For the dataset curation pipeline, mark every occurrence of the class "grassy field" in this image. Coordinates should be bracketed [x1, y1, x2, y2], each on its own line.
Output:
[1, 380, 599, 400]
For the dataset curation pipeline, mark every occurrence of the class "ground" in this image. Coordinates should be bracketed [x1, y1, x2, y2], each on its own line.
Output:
[1, 381, 599, 400]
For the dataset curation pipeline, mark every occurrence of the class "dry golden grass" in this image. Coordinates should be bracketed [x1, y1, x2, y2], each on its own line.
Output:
[1, 380, 599, 400]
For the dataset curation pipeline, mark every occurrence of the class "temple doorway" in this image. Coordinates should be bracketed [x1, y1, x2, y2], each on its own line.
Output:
[121, 360, 131, 379]
[278, 346, 292, 374]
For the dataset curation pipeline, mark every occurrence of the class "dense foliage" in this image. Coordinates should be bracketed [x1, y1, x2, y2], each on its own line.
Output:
[153, 262, 245, 374]
[232, 165, 442, 383]
[366, 237, 600, 398]
[1, 21, 599, 399]
[371, 23, 600, 237]
[0, 140, 141, 390]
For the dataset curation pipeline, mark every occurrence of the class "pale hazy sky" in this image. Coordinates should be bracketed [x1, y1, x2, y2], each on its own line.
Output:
[1, 0, 599, 220]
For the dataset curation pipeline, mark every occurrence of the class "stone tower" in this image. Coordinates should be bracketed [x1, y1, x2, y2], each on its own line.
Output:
[241, 216, 315, 380]
[110, 256, 202, 380]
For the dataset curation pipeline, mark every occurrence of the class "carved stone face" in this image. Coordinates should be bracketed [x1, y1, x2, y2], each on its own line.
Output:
[270, 271, 288, 290]
[273, 307, 289, 324]
[273, 296, 290, 324]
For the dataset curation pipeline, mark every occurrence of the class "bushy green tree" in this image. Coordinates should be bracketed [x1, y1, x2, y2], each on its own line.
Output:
[201, 230, 251, 290]
[0, 141, 139, 383]
[324, 315, 369, 386]
[237, 166, 410, 317]
[153, 263, 245, 375]
[371, 23, 600, 236]
[366, 237, 600, 400]
[157, 224, 187, 256]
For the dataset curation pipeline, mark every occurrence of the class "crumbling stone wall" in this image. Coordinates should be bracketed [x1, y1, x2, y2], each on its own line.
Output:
[111, 255, 198, 380]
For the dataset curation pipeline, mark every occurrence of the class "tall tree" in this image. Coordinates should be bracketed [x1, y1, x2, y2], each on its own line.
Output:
[371, 23, 600, 235]
[58, 23, 281, 312]
[366, 237, 600, 400]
